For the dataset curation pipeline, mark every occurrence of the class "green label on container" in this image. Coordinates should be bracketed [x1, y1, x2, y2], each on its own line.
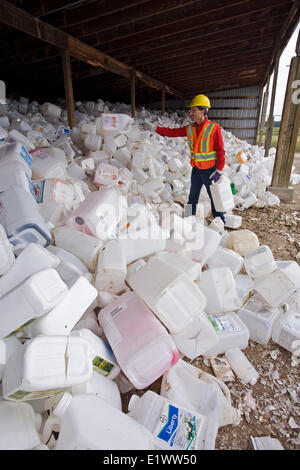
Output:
[92, 356, 115, 377]
[8, 386, 72, 401]
[5, 318, 36, 338]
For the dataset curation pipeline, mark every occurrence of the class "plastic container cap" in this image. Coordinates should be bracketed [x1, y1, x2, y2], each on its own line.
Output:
[128, 394, 139, 412]
[53, 392, 73, 417]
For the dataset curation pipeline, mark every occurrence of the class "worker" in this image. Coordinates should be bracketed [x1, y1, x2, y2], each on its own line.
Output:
[145, 94, 226, 223]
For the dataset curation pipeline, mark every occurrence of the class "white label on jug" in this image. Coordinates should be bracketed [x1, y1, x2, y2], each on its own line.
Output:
[20, 145, 33, 169]
[31, 149, 49, 160]
[92, 355, 115, 377]
[155, 402, 203, 450]
[110, 304, 126, 318]
[103, 115, 118, 129]
[8, 386, 72, 401]
[32, 181, 45, 203]
[207, 314, 240, 334]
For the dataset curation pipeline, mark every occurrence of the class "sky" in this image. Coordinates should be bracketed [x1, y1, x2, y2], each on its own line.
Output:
[267, 22, 300, 118]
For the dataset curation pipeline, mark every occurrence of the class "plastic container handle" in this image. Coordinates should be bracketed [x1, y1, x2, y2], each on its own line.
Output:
[41, 415, 59, 445]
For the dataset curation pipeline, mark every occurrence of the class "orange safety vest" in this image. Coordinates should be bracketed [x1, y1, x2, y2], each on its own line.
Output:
[186, 120, 218, 169]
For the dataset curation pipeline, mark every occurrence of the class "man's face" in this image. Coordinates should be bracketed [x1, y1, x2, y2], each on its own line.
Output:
[189, 106, 205, 123]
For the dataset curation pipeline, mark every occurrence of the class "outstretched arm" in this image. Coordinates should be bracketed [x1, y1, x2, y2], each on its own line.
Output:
[156, 125, 187, 138]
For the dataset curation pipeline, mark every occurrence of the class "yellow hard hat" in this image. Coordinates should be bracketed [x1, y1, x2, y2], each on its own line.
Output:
[188, 94, 211, 109]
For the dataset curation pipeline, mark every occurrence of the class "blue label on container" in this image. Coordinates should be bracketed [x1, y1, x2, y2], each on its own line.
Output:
[20, 145, 33, 169]
[157, 405, 179, 446]
[32, 181, 45, 203]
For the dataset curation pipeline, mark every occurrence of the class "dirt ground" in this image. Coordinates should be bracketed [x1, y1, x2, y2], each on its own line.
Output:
[121, 154, 300, 451]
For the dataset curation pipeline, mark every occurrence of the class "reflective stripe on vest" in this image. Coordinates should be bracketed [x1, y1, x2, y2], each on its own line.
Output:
[187, 121, 217, 162]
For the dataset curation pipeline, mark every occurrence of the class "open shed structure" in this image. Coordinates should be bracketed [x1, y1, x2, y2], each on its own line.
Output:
[0, 0, 300, 195]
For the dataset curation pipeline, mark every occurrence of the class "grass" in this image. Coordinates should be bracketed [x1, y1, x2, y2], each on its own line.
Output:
[261, 127, 300, 152]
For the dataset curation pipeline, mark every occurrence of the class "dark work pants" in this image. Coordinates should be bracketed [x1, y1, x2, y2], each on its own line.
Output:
[185, 165, 225, 223]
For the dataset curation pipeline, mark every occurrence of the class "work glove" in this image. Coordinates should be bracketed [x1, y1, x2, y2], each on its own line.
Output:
[209, 169, 222, 183]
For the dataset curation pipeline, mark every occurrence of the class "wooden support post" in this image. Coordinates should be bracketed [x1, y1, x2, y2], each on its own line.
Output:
[271, 51, 300, 188]
[61, 49, 75, 129]
[258, 76, 270, 146]
[264, 57, 279, 157]
[130, 70, 136, 119]
[161, 86, 166, 115]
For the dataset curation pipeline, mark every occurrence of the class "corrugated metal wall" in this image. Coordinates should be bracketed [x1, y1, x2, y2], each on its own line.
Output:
[201, 86, 261, 145]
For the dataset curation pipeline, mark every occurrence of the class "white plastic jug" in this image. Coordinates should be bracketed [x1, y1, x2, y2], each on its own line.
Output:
[224, 214, 242, 229]
[210, 176, 235, 212]
[0, 223, 14, 276]
[208, 217, 225, 235]
[24, 276, 97, 338]
[7, 129, 35, 151]
[238, 293, 280, 345]
[67, 188, 127, 241]
[235, 274, 255, 304]
[0, 335, 23, 381]
[0, 401, 42, 449]
[192, 226, 221, 267]
[160, 359, 240, 427]
[204, 312, 249, 356]
[0, 185, 52, 253]
[126, 257, 207, 334]
[118, 227, 166, 264]
[227, 229, 259, 257]
[84, 134, 102, 151]
[271, 308, 300, 354]
[0, 161, 34, 195]
[71, 371, 122, 410]
[198, 268, 242, 314]
[170, 313, 219, 360]
[42, 102, 62, 119]
[100, 114, 132, 136]
[206, 247, 244, 276]
[32, 178, 74, 210]
[154, 251, 201, 281]
[128, 390, 218, 450]
[53, 225, 103, 272]
[2, 335, 93, 401]
[0, 268, 68, 339]
[253, 267, 299, 308]
[94, 240, 127, 294]
[47, 245, 91, 281]
[244, 245, 277, 279]
[31, 148, 67, 180]
[93, 162, 119, 187]
[0, 141, 32, 176]
[225, 348, 259, 385]
[98, 291, 179, 389]
[71, 328, 120, 380]
[0, 243, 60, 298]
[41, 392, 154, 450]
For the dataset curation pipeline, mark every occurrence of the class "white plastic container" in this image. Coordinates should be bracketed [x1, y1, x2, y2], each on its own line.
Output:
[154, 251, 201, 281]
[235, 274, 255, 305]
[0, 401, 42, 449]
[0, 161, 34, 195]
[210, 176, 235, 212]
[98, 291, 179, 389]
[225, 348, 259, 385]
[84, 134, 102, 151]
[192, 226, 221, 267]
[128, 390, 218, 450]
[47, 245, 90, 280]
[24, 276, 97, 338]
[71, 371, 122, 410]
[271, 309, 300, 354]
[100, 114, 132, 136]
[94, 240, 127, 294]
[42, 102, 62, 119]
[32, 178, 74, 209]
[118, 227, 166, 264]
[71, 328, 120, 380]
[238, 293, 280, 344]
[67, 188, 127, 241]
[198, 268, 242, 314]
[224, 214, 242, 229]
[2, 335, 93, 401]
[93, 162, 119, 187]
[53, 225, 103, 272]
[7, 129, 35, 151]
[0, 141, 32, 176]
[253, 266, 299, 308]
[31, 148, 67, 180]
[0, 335, 23, 381]
[160, 359, 240, 427]
[0, 243, 60, 298]
[0, 268, 68, 339]
[227, 229, 259, 257]
[42, 392, 154, 450]
[244, 245, 277, 279]
[0, 223, 15, 276]
[170, 313, 219, 360]
[0, 185, 51, 253]
[206, 247, 244, 276]
[204, 312, 249, 356]
[208, 217, 225, 235]
[126, 257, 207, 334]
